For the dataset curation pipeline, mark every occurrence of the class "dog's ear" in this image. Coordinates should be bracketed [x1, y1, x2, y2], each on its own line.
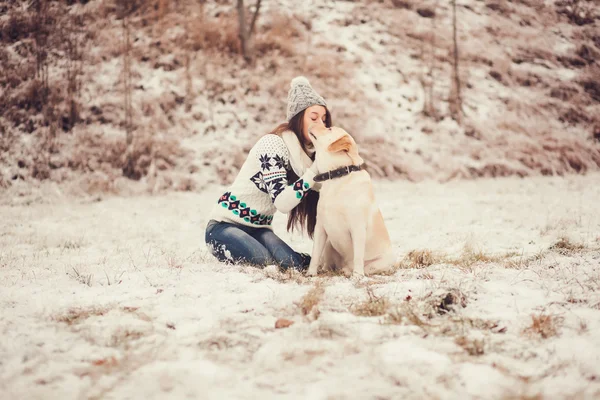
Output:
[327, 135, 353, 153]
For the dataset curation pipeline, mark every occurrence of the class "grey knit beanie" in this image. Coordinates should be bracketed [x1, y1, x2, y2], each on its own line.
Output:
[286, 76, 327, 121]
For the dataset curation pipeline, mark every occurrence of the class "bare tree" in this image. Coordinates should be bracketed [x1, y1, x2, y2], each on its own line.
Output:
[32, 0, 50, 103]
[236, 0, 262, 62]
[121, 6, 135, 178]
[449, 0, 463, 124]
[183, 32, 194, 112]
[422, 4, 437, 119]
[63, 11, 85, 132]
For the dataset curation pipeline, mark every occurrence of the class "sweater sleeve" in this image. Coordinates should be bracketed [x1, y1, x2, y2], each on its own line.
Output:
[250, 135, 317, 214]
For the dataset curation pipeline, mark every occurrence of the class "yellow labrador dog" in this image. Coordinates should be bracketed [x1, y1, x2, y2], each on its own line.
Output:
[306, 125, 396, 277]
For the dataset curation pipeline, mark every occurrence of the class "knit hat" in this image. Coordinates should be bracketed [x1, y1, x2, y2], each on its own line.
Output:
[286, 76, 327, 121]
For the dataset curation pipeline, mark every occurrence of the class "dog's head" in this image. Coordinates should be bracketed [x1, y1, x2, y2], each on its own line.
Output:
[308, 125, 364, 170]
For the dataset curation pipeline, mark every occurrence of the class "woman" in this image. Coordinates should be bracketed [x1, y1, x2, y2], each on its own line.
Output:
[204, 76, 331, 271]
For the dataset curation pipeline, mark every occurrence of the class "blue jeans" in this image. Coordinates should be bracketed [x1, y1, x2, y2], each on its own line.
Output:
[205, 220, 310, 271]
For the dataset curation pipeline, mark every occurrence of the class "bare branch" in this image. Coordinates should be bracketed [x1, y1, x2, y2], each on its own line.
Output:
[249, 0, 262, 37]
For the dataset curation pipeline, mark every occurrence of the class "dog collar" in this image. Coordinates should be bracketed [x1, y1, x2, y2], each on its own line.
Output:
[314, 164, 365, 182]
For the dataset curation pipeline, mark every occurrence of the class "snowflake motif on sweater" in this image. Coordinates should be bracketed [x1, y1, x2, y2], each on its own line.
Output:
[250, 172, 268, 193]
[272, 154, 286, 169]
[259, 154, 272, 171]
[208, 134, 318, 228]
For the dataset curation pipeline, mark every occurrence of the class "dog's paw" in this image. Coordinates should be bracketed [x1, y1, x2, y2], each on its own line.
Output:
[306, 269, 318, 277]
[350, 271, 366, 282]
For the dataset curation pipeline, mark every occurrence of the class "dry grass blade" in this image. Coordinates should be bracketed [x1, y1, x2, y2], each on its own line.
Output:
[406, 249, 437, 268]
[68, 266, 93, 287]
[55, 306, 110, 325]
[446, 244, 518, 270]
[504, 250, 545, 270]
[297, 282, 325, 317]
[522, 313, 562, 339]
[455, 335, 485, 356]
[549, 236, 585, 254]
[386, 303, 429, 327]
[351, 286, 390, 317]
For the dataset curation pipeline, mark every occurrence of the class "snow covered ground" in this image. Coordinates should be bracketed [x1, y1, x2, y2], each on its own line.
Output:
[1, 174, 600, 399]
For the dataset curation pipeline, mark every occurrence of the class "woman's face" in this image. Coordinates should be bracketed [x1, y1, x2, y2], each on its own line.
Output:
[302, 105, 327, 143]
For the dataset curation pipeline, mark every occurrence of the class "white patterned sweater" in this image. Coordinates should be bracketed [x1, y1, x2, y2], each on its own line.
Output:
[208, 134, 317, 229]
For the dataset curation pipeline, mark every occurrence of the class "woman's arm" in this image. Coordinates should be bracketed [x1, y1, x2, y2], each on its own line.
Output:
[250, 135, 317, 214]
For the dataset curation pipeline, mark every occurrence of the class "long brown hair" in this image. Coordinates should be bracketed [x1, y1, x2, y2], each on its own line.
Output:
[268, 107, 333, 238]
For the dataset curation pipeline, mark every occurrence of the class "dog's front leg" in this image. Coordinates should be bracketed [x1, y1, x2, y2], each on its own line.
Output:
[350, 221, 367, 277]
[307, 220, 327, 277]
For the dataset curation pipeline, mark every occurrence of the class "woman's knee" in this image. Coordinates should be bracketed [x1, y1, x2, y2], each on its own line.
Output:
[205, 221, 273, 266]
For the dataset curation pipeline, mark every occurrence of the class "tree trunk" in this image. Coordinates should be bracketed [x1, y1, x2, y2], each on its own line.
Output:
[450, 0, 463, 124]
[122, 11, 136, 178]
[236, 0, 262, 63]
[236, 0, 250, 61]
[424, 4, 437, 119]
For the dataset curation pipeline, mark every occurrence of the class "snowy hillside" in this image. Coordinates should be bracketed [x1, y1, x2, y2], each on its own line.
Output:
[1, 0, 599, 195]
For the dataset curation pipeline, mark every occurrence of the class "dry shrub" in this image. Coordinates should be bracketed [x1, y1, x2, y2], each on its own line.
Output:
[110, 328, 146, 348]
[77, 172, 119, 194]
[297, 282, 325, 318]
[402, 249, 437, 269]
[580, 75, 600, 103]
[175, 175, 197, 192]
[446, 244, 512, 270]
[461, 162, 530, 179]
[305, 56, 352, 83]
[254, 13, 303, 57]
[261, 264, 309, 284]
[455, 335, 485, 356]
[418, 271, 434, 279]
[550, 84, 580, 101]
[386, 303, 429, 327]
[449, 315, 506, 334]
[91, 356, 119, 369]
[482, 124, 600, 177]
[0, 173, 9, 189]
[190, 12, 240, 54]
[522, 313, 562, 339]
[391, 0, 413, 9]
[504, 252, 544, 269]
[189, 10, 303, 58]
[386, 288, 467, 327]
[358, 138, 417, 180]
[0, 8, 37, 43]
[55, 306, 110, 325]
[0, 2, 85, 133]
[555, 0, 596, 26]
[540, 135, 600, 174]
[123, 132, 185, 180]
[351, 287, 390, 317]
[69, 132, 123, 174]
[69, 131, 185, 181]
[550, 236, 585, 254]
[576, 44, 600, 65]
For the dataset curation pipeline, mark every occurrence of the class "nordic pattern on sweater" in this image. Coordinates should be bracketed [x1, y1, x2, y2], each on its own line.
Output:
[208, 134, 316, 228]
